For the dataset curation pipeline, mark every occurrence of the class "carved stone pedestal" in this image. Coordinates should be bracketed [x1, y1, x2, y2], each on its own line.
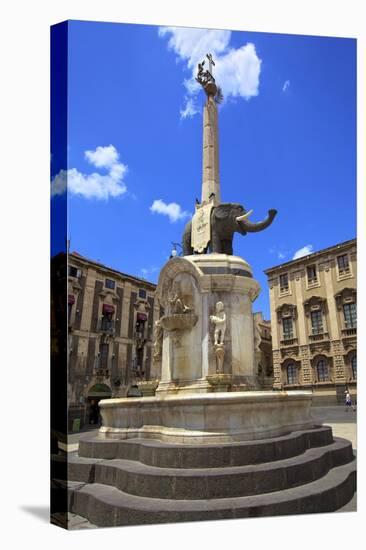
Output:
[154, 254, 260, 395]
[207, 373, 232, 392]
[136, 379, 159, 397]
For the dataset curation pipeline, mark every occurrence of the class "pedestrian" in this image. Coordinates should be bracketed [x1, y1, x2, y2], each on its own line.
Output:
[344, 390, 355, 412]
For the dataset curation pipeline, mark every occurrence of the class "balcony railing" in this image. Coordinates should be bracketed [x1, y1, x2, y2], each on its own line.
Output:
[342, 327, 357, 337]
[309, 332, 329, 342]
[134, 328, 146, 342]
[94, 356, 110, 377]
[95, 368, 109, 378]
[280, 336, 298, 346]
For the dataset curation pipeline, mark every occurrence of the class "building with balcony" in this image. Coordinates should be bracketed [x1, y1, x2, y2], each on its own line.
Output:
[264, 238, 357, 404]
[67, 252, 159, 431]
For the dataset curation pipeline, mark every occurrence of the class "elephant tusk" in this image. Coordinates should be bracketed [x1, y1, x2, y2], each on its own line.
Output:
[236, 209, 253, 222]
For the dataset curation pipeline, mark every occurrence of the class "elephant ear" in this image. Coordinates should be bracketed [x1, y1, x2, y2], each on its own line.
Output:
[214, 204, 232, 220]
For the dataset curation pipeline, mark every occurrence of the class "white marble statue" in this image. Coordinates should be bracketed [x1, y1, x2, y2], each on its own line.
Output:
[210, 301, 226, 345]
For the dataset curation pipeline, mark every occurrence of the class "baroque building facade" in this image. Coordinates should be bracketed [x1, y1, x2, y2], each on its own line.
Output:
[253, 312, 273, 388]
[265, 238, 357, 404]
[67, 252, 159, 430]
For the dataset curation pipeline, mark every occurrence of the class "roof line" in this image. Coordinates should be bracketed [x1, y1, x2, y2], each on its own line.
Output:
[264, 237, 356, 274]
[69, 252, 157, 287]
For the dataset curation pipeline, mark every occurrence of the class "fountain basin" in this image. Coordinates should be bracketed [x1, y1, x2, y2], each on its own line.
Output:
[98, 390, 314, 444]
[160, 313, 198, 332]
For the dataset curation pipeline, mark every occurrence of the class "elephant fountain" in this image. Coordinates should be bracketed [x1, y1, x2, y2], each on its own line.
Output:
[182, 202, 277, 256]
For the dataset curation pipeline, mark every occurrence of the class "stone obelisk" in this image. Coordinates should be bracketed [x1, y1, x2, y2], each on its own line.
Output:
[197, 54, 221, 206]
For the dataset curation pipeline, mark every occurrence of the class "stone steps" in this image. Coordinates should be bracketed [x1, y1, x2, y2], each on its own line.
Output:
[68, 459, 356, 527]
[55, 425, 356, 526]
[68, 438, 353, 500]
[78, 425, 333, 468]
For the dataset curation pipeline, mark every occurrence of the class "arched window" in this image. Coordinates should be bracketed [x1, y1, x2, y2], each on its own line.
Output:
[287, 363, 297, 385]
[317, 359, 329, 382]
[351, 355, 357, 380]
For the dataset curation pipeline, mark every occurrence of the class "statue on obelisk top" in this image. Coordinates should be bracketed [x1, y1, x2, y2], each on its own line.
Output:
[196, 53, 222, 207]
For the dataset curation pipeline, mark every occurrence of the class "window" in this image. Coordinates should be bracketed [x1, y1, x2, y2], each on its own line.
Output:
[68, 265, 81, 278]
[343, 303, 357, 329]
[99, 343, 109, 369]
[337, 254, 350, 275]
[307, 265, 318, 284]
[310, 310, 323, 334]
[351, 355, 357, 380]
[135, 314, 147, 339]
[139, 289, 147, 299]
[287, 364, 297, 385]
[316, 359, 329, 382]
[100, 316, 114, 332]
[279, 273, 289, 292]
[105, 278, 115, 290]
[282, 318, 293, 340]
[100, 304, 115, 333]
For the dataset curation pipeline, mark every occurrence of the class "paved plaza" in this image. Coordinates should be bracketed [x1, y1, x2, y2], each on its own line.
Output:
[311, 406, 357, 450]
[311, 405, 357, 513]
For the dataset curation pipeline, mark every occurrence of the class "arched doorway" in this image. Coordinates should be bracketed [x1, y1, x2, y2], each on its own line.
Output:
[87, 383, 112, 426]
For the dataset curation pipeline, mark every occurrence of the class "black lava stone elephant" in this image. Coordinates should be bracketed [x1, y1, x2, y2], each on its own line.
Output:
[182, 202, 277, 256]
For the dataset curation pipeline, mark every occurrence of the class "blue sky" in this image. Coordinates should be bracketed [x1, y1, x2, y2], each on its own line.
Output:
[51, 20, 356, 319]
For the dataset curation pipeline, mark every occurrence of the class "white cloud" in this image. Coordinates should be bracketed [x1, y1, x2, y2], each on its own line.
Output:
[180, 97, 199, 119]
[292, 244, 314, 260]
[269, 246, 287, 260]
[159, 27, 261, 118]
[85, 144, 119, 168]
[282, 80, 290, 92]
[140, 266, 159, 279]
[150, 199, 191, 223]
[51, 145, 128, 200]
[51, 169, 67, 196]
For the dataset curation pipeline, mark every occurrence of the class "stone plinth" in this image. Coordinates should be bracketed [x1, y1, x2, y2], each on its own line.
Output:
[135, 379, 159, 397]
[98, 390, 313, 444]
[154, 254, 260, 395]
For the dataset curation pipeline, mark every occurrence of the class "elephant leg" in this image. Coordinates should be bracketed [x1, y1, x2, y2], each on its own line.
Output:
[211, 231, 223, 254]
[182, 221, 193, 256]
[222, 239, 233, 255]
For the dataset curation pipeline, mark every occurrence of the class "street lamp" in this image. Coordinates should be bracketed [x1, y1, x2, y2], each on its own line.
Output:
[170, 242, 182, 258]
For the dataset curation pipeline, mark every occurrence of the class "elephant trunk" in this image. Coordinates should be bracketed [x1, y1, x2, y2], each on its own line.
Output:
[238, 209, 277, 232]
